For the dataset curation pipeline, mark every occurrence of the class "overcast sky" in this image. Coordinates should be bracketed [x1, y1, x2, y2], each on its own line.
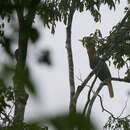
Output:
[25, 0, 129, 129]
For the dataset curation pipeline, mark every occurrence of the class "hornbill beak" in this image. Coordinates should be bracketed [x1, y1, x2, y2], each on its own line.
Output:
[78, 39, 85, 46]
[78, 39, 83, 42]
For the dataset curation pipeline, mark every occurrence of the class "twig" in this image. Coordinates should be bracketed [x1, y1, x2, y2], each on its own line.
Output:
[8, 104, 14, 117]
[75, 75, 83, 83]
[99, 94, 129, 119]
[118, 97, 129, 118]
[99, 95, 115, 118]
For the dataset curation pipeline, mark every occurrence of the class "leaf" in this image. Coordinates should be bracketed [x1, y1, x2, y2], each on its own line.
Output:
[1, 37, 13, 58]
[29, 27, 39, 43]
[48, 113, 97, 130]
[24, 68, 37, 94]
[38, 50, 52, 65]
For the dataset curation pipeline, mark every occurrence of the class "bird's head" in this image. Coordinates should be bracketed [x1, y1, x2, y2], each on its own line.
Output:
[79, 36, 95, 49]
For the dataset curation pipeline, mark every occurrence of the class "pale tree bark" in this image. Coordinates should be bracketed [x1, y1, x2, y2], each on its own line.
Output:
[66, 0, 77, 115]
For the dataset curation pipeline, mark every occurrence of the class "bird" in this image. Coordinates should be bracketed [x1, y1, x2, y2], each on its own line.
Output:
[79, 37, 114, 98]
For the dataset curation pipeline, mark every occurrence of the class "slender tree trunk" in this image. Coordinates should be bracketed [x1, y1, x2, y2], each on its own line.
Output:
[66, 25, 76, 114]
[66, 0, 76, 115]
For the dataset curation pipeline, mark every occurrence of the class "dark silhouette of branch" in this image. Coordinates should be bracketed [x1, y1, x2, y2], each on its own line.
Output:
[80, 82, 115, 118]
[87, 82, 105, 120]
[118, 97, 128, 118]
[99, 92, 129, 119]
[98, 95, 115, 118]
[82, 76, 97, 115]
[74, 71, 94, 104]
[112, 77, 130, 83]
[74, 61, 104, 105]
[75, 75, 130, 108]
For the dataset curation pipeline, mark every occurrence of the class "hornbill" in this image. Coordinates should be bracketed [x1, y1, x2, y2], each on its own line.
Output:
[79, 37, 114, 98]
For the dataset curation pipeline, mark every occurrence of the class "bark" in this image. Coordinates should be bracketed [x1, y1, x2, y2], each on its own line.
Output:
[13, 0, 40, 124]
[13, 22, 29, 124]
[66, 0, 76, 115]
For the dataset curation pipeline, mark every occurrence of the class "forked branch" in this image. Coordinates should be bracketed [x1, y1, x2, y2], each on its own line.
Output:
[87, 82, 105, 120]
[82, 76, 97, 115]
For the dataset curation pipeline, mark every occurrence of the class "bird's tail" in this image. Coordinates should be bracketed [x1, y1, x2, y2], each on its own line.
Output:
[108, 82, 114, 98]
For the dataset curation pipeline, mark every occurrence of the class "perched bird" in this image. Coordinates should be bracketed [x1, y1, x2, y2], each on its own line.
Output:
[79, 37, 114, 98]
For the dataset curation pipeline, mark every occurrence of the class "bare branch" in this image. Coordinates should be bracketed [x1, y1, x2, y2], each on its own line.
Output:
[99, 95, 115, 118]
[74, 71, 94, 104]
[118, 97, 129, 118]
[82, 76, 97, 115]
[82, 82, 115, 118]
[75, 75, 83, 83]
[99, 93, 129, 119]
[87, 82, 105, 120]
[112, 77, 130, 83]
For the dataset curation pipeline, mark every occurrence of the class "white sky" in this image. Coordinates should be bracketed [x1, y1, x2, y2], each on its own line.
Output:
[25, 0, 130, 129]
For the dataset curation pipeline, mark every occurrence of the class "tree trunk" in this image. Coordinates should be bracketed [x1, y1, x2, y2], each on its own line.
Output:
[66, 0, 76, 115]
[13, 0, 40, 123]
[13, 21, 29, 124]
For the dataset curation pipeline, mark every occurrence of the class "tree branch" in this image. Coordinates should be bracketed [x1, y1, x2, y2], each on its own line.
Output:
[98, 94, 115, 118]
[87, 82, 104, 120]
[118, 97, 128, 118]
[74, 71, 94, 104]
[74, 61, 104, 104]
[112, 77, 130, 83]
[111, 9, 130, 34]
[82, 76, 97, 115]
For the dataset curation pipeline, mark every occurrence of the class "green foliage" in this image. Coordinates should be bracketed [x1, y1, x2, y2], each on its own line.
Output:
[104, 116, 130, 130]
[37, 0, 119, 34]
[21, 67, 36, 94]
[0, 123, 47, 130]
[0, 0, 13, 20]
[80, 29, 108, 58]
[103, 6, 130, 70]
[0, 113, 97, 130]
[38, 50, 52, 65]
[49, 113, 96, 130]
[0, 65, 15, 126]
[0, 0, 120, 36]
[37, 0, 61, 33]
[28, 27, 39, 43]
